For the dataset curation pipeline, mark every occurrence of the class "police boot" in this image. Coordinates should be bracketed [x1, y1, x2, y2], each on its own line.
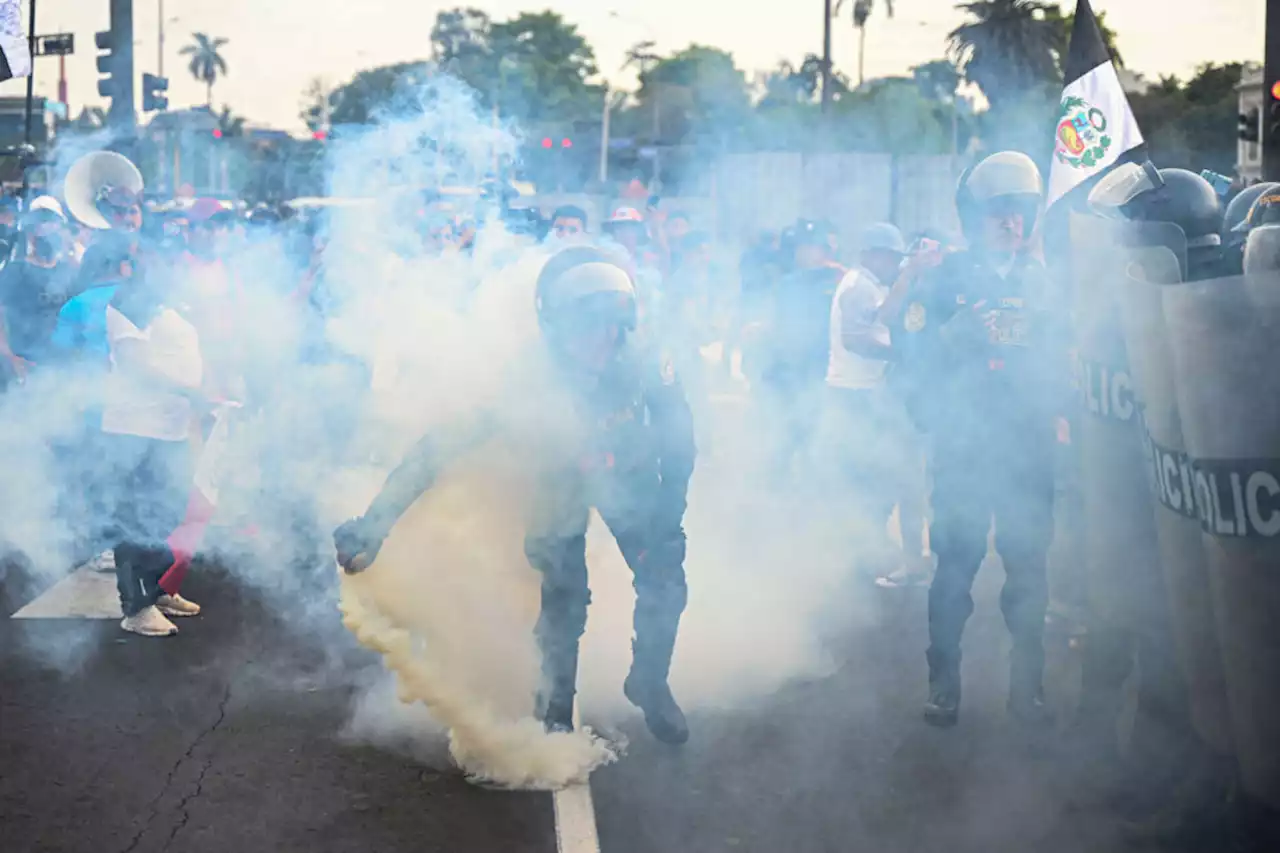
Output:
[624, 631, 688, 744]
[1007, 643, 1054, 729]
[924, 650, 961, 728]
[534, 636, 580, 735]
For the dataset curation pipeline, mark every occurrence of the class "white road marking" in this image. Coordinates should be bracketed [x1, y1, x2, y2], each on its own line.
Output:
[552, 703, 602, 853]
[10, 567, 122, 619]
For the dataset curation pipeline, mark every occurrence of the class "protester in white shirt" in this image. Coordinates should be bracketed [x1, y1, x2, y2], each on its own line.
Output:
[826, 223, 931, 586]
[103, 277, 206, 637]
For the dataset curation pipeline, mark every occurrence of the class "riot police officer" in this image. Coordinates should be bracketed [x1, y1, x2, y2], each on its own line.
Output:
[1089, 164, 1246, 841]
[334, 246, 696, 744]
[898, 151, 1062, 728]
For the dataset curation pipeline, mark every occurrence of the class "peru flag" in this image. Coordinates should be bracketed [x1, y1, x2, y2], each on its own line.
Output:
[0, 1, 31, 82]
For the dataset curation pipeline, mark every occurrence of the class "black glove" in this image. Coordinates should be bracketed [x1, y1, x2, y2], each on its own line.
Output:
[334, 516, 384, 574]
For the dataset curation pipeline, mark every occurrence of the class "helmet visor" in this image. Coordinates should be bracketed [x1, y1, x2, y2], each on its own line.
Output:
[1088, 161, 1164, 217]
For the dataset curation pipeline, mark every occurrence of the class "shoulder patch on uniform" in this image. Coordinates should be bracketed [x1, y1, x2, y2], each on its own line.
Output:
[904, 301, 926, 332]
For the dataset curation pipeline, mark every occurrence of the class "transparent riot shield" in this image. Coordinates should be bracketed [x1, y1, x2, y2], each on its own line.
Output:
[1118, 235, 1236, 762]
[1162, 237, 1280, 809]
[1067, 213, 1166, 636]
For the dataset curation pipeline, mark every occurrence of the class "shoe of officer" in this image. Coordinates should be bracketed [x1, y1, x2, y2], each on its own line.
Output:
[534, 687, 575, 735]
[923, 664, 961, 728]
[623, 673, 689, 745]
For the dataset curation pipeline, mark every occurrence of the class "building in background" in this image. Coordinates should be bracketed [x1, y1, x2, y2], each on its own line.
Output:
[1238, 63, 1264, 184]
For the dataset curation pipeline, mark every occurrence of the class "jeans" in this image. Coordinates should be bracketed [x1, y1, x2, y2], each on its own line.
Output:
[107, 435, 193, 617]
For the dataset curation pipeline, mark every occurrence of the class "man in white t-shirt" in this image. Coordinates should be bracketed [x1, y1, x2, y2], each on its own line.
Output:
[104, 279, 207, 637]
[826, 223, 930, 585]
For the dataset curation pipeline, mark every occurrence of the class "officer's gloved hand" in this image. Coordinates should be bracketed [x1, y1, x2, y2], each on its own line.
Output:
[334, 516, 385, 574]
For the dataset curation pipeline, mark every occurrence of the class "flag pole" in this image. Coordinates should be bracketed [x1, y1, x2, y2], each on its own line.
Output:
[22, 0, 36, 146]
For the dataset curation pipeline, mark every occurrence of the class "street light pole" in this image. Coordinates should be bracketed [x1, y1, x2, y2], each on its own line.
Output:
[159, 0, 165, 77]
[23, 0, 38, 146]
[821, 0, 833, 114]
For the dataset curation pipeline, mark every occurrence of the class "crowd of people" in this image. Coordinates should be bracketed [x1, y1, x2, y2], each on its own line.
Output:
[3, 141, 1280, 848]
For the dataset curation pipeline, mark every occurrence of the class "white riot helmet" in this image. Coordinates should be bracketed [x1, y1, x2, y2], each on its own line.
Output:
[535, 246, 637, 334]
[956, 151, 1044, 238]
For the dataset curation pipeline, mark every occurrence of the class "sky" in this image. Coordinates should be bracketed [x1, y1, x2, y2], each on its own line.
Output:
[0, 0, 1267, 132]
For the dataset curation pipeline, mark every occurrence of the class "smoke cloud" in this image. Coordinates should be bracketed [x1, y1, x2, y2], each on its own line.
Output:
[2, 70, 892, 789]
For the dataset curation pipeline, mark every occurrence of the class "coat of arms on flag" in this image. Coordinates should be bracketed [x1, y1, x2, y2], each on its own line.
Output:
[1055, 96, 1113, 171]
[1046, 0, 1144, 208]
[0, 0, 31, 82]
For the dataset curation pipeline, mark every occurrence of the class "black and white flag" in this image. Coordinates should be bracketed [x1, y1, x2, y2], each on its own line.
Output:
[1047, 0, 1144, 208]
[0, 0, 31, 82]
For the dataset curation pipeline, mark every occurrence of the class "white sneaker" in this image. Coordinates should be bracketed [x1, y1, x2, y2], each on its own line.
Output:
[121, 605, 179, 637]
[157, 593, 201, 617]
[86, 549, 116, 572]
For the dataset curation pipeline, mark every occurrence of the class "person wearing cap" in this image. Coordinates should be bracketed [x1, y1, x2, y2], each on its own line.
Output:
[825, 222, 930, 587]
[899, 151, 1063, 730]
[0, 198, 79, 385]
[602, 205, 663, 339]
[333, 246, 697, 745]
[756, 218, 846, 484]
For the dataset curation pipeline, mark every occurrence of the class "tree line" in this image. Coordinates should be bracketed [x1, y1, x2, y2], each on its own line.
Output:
[290, 0, 1243, 177]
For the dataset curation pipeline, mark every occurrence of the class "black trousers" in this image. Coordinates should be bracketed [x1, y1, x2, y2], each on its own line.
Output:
[523, 466, 688, 704]
[108, 435, 192, 617]
[926, 437, 1055, 694]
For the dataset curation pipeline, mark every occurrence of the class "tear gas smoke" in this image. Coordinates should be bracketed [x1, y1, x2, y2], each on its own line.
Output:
[1, 72, 889, 787]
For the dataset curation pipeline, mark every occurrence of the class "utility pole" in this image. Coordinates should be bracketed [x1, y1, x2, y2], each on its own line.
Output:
[821, 0, 833, 114]
[1266, 0, 1280, 181]
[23, 0, 38, 145]
[158, 0, 165, 77]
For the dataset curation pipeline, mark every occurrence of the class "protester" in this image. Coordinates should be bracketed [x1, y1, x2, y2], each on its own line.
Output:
[0, 200, 78, 388]
[548, 205, 589, 244]
[823, 222, 931, 585]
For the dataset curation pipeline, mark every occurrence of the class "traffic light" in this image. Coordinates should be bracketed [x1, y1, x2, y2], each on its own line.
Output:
[1241, 108, 1261, 143]
[96, 0, 135, 127]
[142, 73, 169, 112]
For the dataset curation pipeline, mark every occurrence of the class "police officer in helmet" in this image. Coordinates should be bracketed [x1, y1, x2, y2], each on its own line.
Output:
[334, 246, 696, 744]
[904, 151, 1062, 728]
[1091, 164, 1228, 279]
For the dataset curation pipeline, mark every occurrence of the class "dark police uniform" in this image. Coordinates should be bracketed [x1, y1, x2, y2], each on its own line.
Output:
[345, 343, 696, 722]
[759, 263, 845, 479]
[896, 249, 1063, 703]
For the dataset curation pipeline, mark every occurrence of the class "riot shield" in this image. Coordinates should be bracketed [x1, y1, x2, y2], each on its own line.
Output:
[1118, 240, 1235, 760]
[1067, 213, 1166, 636]
[1162, 237, 1280, 808]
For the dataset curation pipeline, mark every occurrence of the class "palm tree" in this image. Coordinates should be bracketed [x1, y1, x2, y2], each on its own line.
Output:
[835, 0, 895, 88]
[180, 33, 230, 108]
[948, 0, 1060, 108]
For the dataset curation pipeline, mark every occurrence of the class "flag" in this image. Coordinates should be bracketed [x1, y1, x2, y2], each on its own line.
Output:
[0, 0, 30, 82]
[1046, 0, 1144, 208]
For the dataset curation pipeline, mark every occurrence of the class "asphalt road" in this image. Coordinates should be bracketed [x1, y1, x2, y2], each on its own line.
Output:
[2, 539, 1139, 853]
[0, 562, 557, 853]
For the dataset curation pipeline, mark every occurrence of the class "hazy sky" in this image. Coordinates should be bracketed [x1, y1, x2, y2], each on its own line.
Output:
[0, 0, 1265, 131]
